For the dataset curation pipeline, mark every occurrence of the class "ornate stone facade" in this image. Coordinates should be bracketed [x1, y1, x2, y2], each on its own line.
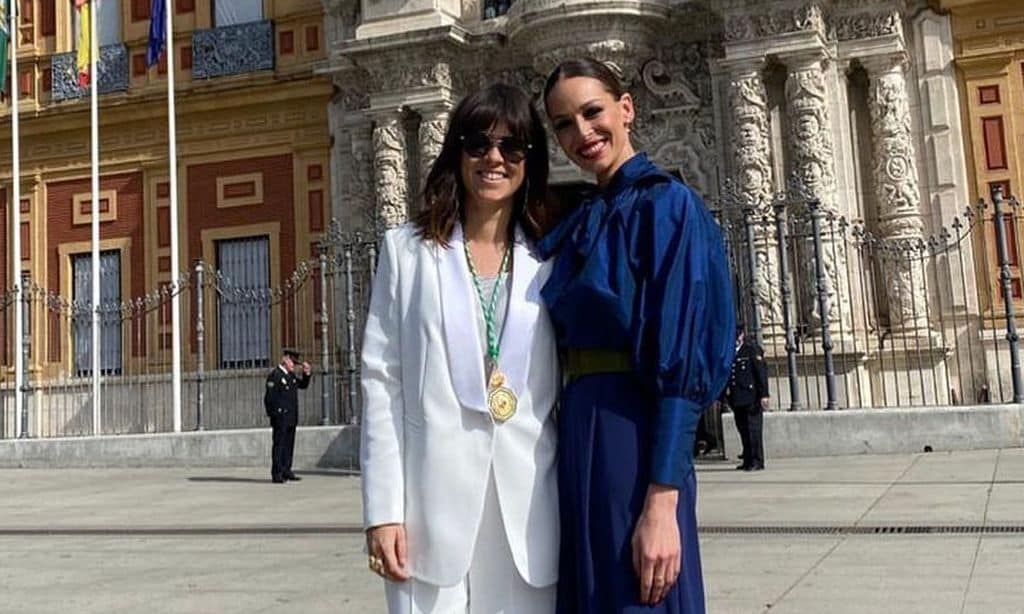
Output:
[325, 0, 996, 408]
[865, 54, 928, 331]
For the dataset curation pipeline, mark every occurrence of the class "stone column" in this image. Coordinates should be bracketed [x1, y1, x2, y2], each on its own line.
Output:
[336, 116, 376, 231]
[725, 59, 782, 336]
[864, 53, 928, 331]
[416, 104, 451, 186]
[371, 111, 410, 229]
[784, 52, 850, 329]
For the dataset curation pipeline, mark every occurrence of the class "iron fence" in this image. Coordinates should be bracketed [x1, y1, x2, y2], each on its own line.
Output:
[0, 218, 379, 439]
[2, 185, 1022, 440]
[717, 185, 1023, 410]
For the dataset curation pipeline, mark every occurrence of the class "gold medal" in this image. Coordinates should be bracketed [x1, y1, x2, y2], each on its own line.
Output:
[488, 370, 517, 423]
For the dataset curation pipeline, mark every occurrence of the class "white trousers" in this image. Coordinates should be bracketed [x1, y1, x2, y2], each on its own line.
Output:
[383, 473, 556, 614]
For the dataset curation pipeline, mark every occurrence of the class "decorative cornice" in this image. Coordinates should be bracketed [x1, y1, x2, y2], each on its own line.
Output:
[724, 4, 827, 43]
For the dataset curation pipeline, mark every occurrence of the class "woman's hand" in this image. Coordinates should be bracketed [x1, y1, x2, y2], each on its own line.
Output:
[366, 523, 411, 582]
[631, 484, 681, 605]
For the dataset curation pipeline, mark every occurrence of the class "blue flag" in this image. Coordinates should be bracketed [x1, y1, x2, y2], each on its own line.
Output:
[146, 0, 165, 67]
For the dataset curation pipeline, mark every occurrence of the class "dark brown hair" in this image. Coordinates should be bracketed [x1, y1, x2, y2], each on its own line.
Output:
[414, 83, 550, 245]
[542, 57, 628, 116]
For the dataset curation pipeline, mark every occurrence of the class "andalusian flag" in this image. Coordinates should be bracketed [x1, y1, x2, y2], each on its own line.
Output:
[0, 0, 10, 96]
[75, 0, 90, 86]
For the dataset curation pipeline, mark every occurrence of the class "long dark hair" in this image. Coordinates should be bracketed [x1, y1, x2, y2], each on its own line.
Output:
[414, 83, 550, 246]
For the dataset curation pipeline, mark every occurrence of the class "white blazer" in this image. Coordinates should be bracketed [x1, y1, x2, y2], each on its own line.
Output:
[360, 222, 560, 588]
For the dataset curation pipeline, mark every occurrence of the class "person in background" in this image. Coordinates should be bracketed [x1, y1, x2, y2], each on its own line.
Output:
[724, 325, 769, 471]
[263, 347, 312, 483]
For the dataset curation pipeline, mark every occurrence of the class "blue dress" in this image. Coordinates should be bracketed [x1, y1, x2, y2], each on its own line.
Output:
[536, 153, 736, 613]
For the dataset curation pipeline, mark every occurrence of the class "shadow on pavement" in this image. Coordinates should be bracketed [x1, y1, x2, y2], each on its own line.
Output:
[186, 477, 276, 484]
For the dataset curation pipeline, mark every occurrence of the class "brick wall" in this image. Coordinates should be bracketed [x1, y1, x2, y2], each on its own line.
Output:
[46, 173, 146, 362]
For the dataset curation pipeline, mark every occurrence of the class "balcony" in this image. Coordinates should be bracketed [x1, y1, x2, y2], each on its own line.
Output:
[192, 20, 275, 80]
[51, 44, 130, 102]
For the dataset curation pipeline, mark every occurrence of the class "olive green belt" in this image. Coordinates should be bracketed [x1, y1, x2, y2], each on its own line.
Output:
[563, 348, 633, 381]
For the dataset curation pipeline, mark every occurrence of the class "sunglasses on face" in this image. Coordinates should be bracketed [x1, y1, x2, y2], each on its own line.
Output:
[460, 132, 531, 163]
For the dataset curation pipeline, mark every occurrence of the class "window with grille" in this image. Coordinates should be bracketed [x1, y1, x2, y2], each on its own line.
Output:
[72, 250, 122, 376]
[212, 0, 262, 26]
[216, 235, 270, 369]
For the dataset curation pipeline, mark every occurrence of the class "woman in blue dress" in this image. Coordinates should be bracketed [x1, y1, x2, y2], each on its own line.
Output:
[539, 58, 736, 613]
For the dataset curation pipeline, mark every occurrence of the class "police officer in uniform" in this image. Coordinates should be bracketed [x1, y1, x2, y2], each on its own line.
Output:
[724, 325, 769, 471]
[264, 347, 312, 483]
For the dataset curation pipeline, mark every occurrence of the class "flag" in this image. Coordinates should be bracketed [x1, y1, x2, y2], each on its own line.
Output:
[0, 0, 10, 96]
[146, 0, 164, 67]
[75, 0, 90, 87]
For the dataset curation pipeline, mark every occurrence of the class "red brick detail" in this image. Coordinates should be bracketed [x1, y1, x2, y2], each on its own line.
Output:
[180, 45, 192, 70]
[279, 30, 294, 55]
[79, 197, 111, 216]
[307, 164, 322, 182]
[20, 199, 29, 213]
[222, 181, 256, 199]
[20, 0, 32, 23]
[42, 68, 51, 92]
[157, 206, 170, 247]
[308, 190, 323, 232]
[46, 173, 146, 361]
[132, 54, 147, 77]
[41, 0, 55, 36]
[19, 71, 33, 98]
[158, 255, 171, 272]
[1001, 212, 1019, 267]
[160, 331, 173, 350]
[157, 50, 167, 75]
[176, 0, 193, 13]
[186, 155, 295, 351]
[131, 0, 150, 22]
[20, 223, 29, 260]
[305, 26, 319, 52]
[979, 85, 1000, 105]
[983, 116, 1009, 170]
[157, 182, 170, 199]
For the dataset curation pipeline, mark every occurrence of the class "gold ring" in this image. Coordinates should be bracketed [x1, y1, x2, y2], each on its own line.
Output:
[368, 555, 384, 575]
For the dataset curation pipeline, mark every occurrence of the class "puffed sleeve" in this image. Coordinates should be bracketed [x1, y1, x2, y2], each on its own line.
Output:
[629, 181, 736, 488]
[359, 229, 406, 528]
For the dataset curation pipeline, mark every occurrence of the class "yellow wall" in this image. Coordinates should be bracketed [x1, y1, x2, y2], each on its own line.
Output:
[944, 0, 1024, 314]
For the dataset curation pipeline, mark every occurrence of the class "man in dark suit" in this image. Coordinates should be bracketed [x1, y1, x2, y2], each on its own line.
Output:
[264, 347, 312, 483]
[724, 325, 770, 471]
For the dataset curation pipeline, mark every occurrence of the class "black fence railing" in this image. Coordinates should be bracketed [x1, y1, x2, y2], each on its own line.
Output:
[716, 185, 1023, 410]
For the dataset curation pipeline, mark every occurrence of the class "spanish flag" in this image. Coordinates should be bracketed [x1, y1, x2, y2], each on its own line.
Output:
[75, 0, 90, 86]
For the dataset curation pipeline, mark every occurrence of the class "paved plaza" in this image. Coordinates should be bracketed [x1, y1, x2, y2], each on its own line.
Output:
[1, 449, 1023, 613]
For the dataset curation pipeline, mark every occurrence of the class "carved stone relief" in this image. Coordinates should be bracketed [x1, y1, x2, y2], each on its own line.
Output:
[829, 10, 901, 41]
[784, 57, 850, 329]
[372, 115, 410, 229]
[724, 4, 826, 43]
[417, 110, 449, 186]
[866, 57, 928, 330]
[727, 69, 774, 214]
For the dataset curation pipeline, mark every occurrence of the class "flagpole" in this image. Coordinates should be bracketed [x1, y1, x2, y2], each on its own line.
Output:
[164, 0, 182, 432]
[10, 0, 24, 439]
[89, 0, 100, 435]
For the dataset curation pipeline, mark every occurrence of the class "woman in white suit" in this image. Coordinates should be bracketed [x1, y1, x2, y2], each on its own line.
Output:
[360, 82, 559, 613]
